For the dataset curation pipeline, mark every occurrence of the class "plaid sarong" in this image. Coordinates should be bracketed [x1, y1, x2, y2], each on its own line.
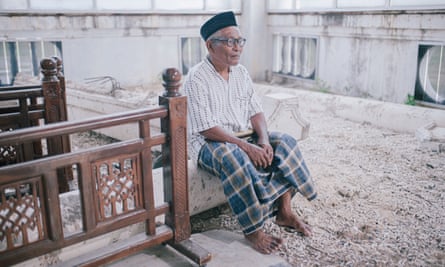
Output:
[198, 131, 317, 235]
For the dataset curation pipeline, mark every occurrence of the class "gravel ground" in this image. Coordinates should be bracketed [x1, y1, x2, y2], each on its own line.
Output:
[16, 66, 445, 266]
[191, 107, 445, 267]
[71, 104, 444, 267]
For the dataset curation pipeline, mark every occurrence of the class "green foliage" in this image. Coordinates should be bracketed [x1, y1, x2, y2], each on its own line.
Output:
[315, 78, 331, 93]
[405, 94, 416, 106]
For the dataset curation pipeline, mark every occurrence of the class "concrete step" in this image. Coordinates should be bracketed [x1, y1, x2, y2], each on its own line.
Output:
[107, 230, 291, 267]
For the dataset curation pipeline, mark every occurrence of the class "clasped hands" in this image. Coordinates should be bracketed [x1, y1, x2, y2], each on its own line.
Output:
[244, 142, 274, 169]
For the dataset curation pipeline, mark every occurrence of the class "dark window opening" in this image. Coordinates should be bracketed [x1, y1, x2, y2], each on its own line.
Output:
[415, 45, 444, 106]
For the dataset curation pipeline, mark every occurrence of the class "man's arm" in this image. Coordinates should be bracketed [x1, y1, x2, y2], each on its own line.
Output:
[250, 112, 273, 166]
[250, 112, 269, 145]
[200, 113, 272, 168]
[200, 126, 247, 149]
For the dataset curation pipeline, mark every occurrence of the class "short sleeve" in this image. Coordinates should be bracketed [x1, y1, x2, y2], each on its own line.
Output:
[183, 76, 218, 134]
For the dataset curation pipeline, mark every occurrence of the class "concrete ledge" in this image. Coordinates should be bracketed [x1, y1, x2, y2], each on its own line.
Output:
[188, 161, 226, 216]
[154, 162, 226, 216]
[66, 88, 160, 140]
[255, 83, 445, 135]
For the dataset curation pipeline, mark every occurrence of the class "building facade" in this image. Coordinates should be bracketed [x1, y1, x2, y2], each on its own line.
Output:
[1, 0, 444, 106]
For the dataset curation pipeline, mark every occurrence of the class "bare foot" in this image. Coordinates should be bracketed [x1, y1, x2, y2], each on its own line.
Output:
[275, 213, 312, 237]
[244, 230, 283, 254]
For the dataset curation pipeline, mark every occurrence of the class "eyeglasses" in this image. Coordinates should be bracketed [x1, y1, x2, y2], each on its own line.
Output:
[211, 38, 247, 47]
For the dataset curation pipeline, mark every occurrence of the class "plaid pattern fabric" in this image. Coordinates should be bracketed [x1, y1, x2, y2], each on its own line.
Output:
[198, 131, 317, 235]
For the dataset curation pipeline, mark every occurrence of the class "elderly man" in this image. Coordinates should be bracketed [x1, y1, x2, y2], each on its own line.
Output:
[183, 11, 317, 254]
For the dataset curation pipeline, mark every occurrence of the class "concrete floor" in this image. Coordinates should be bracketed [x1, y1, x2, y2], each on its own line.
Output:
[107, 230, 291, 267]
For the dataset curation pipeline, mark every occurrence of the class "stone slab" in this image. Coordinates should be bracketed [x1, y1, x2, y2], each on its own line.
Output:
[262, 92, 310, 140]
[107, 230, 291, 267]
[416, 122, 445, 153]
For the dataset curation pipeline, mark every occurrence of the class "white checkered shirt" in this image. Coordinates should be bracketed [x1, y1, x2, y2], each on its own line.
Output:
[183, 57, 263, 161]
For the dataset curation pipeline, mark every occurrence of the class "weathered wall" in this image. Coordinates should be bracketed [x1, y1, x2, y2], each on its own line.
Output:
[1, 3, 444, 105]
[267, 10, 445, 104]
[0, 13, 208, 86]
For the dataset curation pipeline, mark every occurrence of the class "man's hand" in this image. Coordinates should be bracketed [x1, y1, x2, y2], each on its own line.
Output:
[200, 125, 274, 168]
[243, 142, 273, 169]
[249, 112, 273, 168]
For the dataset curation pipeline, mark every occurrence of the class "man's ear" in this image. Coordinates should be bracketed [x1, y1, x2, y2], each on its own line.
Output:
[206, 40, 214, 53]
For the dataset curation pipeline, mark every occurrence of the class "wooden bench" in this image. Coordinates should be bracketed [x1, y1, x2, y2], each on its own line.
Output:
[0, 61, 211, 266]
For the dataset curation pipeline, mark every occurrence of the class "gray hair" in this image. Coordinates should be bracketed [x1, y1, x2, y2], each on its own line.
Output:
[207, 29, 223, 42]
[206, 27, 240, 47]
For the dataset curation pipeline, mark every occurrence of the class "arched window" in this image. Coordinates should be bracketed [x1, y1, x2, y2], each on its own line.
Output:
[415, 44, 445, 106]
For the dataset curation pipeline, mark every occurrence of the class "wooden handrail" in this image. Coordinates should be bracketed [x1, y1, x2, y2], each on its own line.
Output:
[0, 84, 40, 91]
[0, 88, 43, 100]
[0, 107, 168, 145]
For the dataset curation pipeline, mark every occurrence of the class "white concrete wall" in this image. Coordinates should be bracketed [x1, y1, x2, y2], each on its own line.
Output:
[238, 0, 267, 82]
[1, 2, 444, 105]
[63, 36, 179, 86]
[0, 13, 204, 86]
[267, 11, 445, 104]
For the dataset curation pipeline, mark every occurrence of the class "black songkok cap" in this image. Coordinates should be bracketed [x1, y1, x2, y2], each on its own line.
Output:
[200, 11, 237, 41]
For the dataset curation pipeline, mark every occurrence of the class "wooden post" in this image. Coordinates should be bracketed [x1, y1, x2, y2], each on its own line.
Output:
[52, 56, 68, 123]
[53, 56, 74, 187]
[41, 58, 62, 124]
[159, 68, 190, 242]
[159, 68, 212, 266]
[40, 57, 70, 193]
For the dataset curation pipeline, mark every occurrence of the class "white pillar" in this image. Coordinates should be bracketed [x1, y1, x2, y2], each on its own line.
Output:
[239, 0, 268, 81]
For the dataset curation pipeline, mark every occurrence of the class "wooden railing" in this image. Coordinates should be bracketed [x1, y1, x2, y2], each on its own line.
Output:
[0, 57, 71, 192]
[0, 67, 211, 266]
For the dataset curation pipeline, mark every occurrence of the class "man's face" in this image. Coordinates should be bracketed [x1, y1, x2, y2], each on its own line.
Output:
[207, 26, 244, 67]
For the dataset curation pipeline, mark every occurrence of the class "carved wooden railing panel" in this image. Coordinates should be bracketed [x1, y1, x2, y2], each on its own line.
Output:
[92, 154, 142, 221]
[0, 143, 17, 166]
[0, 177, 46, 251]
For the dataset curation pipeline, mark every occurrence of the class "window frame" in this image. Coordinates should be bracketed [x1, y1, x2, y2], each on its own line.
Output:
[271, 33, 319, 81]
[267, 0, 445, 13]
[178, 36, 207, 76]
[414, 41, 445, 108]
[0, 0, 243, 14]
[0, 40, 62, 86]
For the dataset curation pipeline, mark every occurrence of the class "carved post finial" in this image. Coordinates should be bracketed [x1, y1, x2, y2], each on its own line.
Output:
[40, 58, 58, 82]
[162, 68, 182, 97]
[52, 56, 64, 78]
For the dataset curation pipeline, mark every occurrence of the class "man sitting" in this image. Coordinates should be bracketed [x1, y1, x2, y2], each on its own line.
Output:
[183, 11, 317, 254]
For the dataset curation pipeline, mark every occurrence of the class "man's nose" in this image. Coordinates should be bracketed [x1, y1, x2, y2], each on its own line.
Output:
[233, 42, 242, 50]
